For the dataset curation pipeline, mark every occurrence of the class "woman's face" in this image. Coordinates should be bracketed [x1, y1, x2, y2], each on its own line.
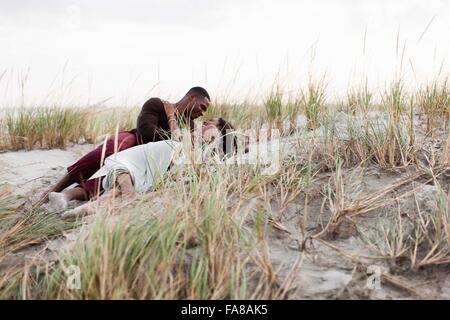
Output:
[192, 118, 219, 144]
[191, 119, 220, 145]
[202, 118, 220, 127]
[200, 123, 220, 144]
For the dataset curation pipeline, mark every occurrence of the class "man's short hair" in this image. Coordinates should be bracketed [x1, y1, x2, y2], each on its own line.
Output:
[186, 86, 210, 101]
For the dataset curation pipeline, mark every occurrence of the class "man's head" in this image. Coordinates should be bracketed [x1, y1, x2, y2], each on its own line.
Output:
[177, 86, 210, 119]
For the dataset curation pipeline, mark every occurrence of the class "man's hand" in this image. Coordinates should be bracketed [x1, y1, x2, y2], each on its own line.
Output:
[162, 100, 175, 118]
[162, 100, 181, 140]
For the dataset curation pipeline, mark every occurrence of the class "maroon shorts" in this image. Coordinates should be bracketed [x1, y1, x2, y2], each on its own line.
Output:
[67, 131, 138, 198]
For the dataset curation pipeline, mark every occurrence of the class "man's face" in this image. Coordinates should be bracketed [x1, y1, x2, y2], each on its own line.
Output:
[186, 95, 210, 119]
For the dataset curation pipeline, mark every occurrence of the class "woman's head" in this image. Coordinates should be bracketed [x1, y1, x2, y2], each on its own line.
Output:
[201, 117, 238, 158]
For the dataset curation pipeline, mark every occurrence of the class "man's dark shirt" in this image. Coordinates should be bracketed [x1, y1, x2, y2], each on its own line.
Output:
[134, 97, 194, 144]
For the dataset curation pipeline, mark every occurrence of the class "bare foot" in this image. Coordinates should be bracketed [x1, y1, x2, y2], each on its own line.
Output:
[33, 189, 53, 207]
[48, 192, 69, 212]
[61, 203, 95, 219]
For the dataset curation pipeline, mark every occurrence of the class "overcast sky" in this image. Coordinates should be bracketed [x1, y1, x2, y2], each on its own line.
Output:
[0, 0, 448, 107]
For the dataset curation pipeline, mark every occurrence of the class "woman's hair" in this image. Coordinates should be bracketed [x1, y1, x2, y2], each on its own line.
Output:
[215, 117, 238, 157]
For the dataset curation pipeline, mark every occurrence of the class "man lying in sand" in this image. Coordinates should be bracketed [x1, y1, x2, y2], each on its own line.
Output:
[37, 87, 211, 205]
[51, 118, 238, 219]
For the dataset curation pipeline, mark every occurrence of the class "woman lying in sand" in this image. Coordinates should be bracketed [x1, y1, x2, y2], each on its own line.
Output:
[48, 118, 238, 219]
[37, 88, 212, 206]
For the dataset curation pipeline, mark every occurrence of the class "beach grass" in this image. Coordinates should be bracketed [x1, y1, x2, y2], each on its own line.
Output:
[0, 76, 449, 299]
[1, 106, 139, 151]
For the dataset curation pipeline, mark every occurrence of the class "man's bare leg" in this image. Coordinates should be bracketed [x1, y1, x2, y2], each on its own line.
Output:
[35, 173, 76, 206]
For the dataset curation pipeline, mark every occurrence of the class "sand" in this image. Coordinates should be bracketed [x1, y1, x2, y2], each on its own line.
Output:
[0, 114, 449, 299]
[0, 144, 95, 197]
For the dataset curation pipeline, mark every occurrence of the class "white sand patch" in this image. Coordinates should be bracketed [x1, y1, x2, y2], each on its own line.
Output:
[0, 144, 95, 198]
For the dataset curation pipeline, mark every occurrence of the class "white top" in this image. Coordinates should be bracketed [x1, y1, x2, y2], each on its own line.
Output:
[90, 140, 181, 194]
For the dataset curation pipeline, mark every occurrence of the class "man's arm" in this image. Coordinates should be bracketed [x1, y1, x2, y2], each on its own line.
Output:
[137, 98, 171, 143]
[162, 101, 181, 141]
